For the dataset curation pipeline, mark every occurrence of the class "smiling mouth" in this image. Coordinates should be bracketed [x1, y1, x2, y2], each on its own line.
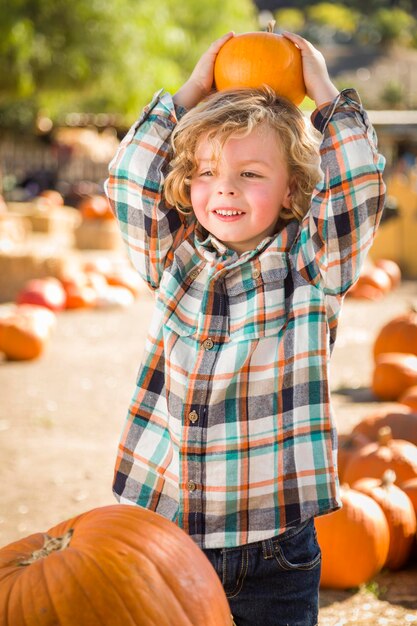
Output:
[212, 209, 245, 216]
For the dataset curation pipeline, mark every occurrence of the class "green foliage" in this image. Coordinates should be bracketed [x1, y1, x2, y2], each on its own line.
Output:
[0, 0, 257, 129]
[306, 3, 359, 34]
[274, 8, 305, 32]
[371, 8, 417, 45]
[265, 0, 417, 13]
[380, 81, 406, 108]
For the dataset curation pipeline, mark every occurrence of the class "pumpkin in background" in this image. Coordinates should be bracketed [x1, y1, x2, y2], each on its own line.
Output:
[373, 309, 417, 360]
[0, 504, 232, 626]
[400, 477, 417, 518]
[346, 282, 384, 301]
[355, 266, 391, 295]
[352, 470, 416, 570]
[104, 267, 141, 297]
[352, 407, 417, 446]
[315, 486, 389, 589]
[372, 352, 417, 401]
[398, 386, 417, 412]
[0, 304, 56, 361]
[214, 22, 306, 105]
[38, 189, 65, 207]
[63, 283, 97, 309]
[343, 426, 417, 486]
[16, 277, 67, 312]
[374, 258, 401, 289]
[337, 432, 370, 483]
[59, 271, 98, 309]
[78, 194, 114, 220]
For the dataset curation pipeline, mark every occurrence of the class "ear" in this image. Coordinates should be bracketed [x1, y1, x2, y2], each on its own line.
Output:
[281, 179, 293, 210]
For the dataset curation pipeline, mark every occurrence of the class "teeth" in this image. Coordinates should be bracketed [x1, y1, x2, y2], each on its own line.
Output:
[214, 210, 244, 216]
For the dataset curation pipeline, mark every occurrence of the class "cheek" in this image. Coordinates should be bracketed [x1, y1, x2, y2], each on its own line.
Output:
[190, 183, 209, 221]
[190, 182, 209, 208]
[248, 187, 277, 214]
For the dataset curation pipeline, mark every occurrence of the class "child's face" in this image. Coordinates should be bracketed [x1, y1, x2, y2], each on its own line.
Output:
[190, 125, 291, 255]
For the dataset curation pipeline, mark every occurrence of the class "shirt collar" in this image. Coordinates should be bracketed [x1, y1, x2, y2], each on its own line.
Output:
[194, 219, 298, 266]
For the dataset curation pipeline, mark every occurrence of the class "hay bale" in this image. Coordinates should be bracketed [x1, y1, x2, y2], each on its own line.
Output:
[0, 247, 78, 303]
[74, 219, 122, 250]
[7, 202, 81, 234]
[0, 214, 31, 249]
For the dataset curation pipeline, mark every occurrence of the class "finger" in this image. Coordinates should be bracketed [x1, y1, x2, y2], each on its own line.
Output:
[282, 31, 316, 53]
[207, 31, 234, 55]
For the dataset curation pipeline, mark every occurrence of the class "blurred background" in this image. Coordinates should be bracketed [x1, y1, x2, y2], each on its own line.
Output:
[1, 0, 417, 202]
[1, 4, 417, 623]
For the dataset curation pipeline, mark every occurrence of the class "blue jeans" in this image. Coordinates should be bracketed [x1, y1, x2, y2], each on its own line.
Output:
[203, 518, 321, 626]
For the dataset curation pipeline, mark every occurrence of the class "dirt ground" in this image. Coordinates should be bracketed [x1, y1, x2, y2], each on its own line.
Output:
[1, 247, 416, 625]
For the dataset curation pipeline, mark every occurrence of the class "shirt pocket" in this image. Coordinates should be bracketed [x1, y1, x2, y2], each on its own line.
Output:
[158, 259, 202, 337]
[226, 253, 289, 342]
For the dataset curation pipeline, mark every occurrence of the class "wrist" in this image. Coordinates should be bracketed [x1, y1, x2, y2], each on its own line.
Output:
[173, 80, 207, 110]
[311, 81, 339, 108]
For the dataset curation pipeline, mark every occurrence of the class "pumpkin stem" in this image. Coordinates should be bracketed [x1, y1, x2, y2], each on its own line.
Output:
[381, 469, 397, 488]
[18, 529, 74, 566]
[378, 426, 393, 446]
[267, 20, 276, 33]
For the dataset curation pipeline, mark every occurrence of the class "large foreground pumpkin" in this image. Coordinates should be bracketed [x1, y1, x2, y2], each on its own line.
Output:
[315, 486, 389, 589]
[0, 505, 232, 626]
[214, 22, 306, 105]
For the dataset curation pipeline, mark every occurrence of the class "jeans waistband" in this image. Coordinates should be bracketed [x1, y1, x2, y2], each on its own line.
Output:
[216, 517, 313, 557]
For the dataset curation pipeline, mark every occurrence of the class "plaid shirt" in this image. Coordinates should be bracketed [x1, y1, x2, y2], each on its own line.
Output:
[105, 88, 385, 549]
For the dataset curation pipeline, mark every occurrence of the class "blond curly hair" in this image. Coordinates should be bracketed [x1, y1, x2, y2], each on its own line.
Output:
[164, 87, 322, 222]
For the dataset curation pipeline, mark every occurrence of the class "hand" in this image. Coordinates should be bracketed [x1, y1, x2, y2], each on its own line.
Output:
[173, 32, 234, 110]
[282, 32, 339, 107]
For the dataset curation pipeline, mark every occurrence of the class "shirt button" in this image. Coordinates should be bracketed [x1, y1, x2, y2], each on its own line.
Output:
[188, 410, 199, 423]
[189, 268, 200, 280]
[252, 268, 261, 279]
[187, 480, 197, 492]
[202, 337, 214, 350]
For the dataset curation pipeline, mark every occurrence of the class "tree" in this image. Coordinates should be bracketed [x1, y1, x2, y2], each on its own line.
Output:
[274, 8, 305, 32]
[0, 0, 257, 130]
[371, 7, 417, 45]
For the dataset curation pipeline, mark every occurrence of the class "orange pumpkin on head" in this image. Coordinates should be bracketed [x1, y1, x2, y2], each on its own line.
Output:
[214, 22, 306, 105]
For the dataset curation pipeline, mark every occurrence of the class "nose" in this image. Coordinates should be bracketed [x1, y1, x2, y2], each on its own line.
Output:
[216, 176, 237, 196]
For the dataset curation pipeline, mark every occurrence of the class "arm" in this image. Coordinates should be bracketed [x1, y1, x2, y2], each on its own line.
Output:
[284, 34, 386, 296]
[105, 33, 233, 290]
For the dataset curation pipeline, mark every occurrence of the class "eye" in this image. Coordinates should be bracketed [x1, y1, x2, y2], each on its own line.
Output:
[241, 171, 261, 178]
[199, 170, 214, 177]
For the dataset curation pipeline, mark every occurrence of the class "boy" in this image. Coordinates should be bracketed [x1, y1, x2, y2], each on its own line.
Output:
[105, 32, 385, 625]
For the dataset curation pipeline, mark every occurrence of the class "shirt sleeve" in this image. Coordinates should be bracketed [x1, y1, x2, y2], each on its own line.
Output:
[291, 88, 386, 297]
[104, 90, 193, 290]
